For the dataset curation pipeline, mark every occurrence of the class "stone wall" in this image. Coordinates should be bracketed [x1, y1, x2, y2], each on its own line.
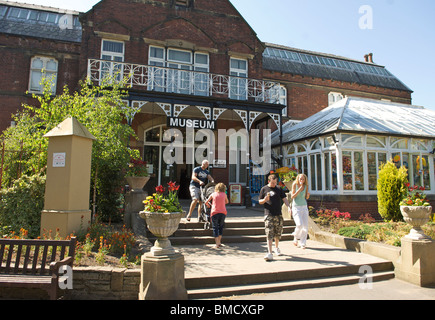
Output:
[0, 266, 141, 300]
[65, 266, 141, 300]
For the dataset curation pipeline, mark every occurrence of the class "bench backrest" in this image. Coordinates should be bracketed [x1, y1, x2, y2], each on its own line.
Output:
[0, 237, 77, 276]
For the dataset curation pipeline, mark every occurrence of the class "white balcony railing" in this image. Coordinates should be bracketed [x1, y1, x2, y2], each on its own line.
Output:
[87, 59, 282, 104]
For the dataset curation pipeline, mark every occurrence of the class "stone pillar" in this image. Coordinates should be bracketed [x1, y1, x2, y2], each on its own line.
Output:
[40, 117, 96, 238]
[395, 237, 435, 287]
[124, 178, 149, 237]
[139, 252, 188, 300]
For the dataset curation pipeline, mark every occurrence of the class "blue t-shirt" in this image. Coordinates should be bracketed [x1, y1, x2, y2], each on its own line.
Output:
[190, 166, 210, 188]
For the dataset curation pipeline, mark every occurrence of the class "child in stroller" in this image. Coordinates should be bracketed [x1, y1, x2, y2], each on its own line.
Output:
[199, 182, 216, 229]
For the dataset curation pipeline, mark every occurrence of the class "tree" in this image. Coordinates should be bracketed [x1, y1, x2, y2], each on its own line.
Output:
[1, 77, 140, 222]
[377, 160, 408, 222]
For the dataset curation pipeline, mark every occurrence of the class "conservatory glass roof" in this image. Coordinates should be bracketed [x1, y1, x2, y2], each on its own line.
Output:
[272, 97, 435, 146]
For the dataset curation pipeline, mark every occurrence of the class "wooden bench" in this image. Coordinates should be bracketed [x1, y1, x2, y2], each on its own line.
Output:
[0, 237, 77, 300]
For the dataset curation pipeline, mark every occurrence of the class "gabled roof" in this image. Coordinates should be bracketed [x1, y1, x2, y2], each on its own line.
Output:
[272, 97, 435, 146]
[0, 0, 82, 42]
[263, 43, 412, 93]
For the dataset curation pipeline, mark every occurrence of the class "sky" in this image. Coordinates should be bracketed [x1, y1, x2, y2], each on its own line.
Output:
[8, 0, 435, 110]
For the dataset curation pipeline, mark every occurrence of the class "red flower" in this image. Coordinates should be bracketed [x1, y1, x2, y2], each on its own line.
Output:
[167, 181, 180, 192]
[155, 185, 165, 194]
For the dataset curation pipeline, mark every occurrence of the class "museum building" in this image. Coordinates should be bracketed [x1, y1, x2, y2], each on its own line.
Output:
[1, 0, 429, 214]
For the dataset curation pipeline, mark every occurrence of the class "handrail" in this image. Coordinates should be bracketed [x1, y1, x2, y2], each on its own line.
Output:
[87, 58, 282, 104]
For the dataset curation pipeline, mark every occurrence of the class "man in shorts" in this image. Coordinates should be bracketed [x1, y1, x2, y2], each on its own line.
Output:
[259, 174, 291, 261]
[186, 160, 214, 221]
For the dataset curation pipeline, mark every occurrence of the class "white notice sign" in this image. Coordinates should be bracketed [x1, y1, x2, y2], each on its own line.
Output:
[53, 152, 66, 167]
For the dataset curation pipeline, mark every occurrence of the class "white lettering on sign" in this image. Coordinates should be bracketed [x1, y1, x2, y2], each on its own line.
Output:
[53, 152, 66, 167]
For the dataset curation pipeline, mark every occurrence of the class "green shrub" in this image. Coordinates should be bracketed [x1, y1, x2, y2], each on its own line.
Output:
[338, 224, 375, 240]
[377, 161, 408, 222]
[0, 174, 46, 238]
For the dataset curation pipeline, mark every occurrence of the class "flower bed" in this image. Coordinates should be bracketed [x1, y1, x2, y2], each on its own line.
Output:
[310, 207, 435, 247]
[1, 223, 142, 269]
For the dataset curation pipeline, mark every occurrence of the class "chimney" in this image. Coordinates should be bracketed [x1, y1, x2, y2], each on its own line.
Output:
[364, 53, 374, 63]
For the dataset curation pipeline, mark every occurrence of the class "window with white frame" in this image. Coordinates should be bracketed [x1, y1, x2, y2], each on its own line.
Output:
[367, 136, 387, 191]
[297, 155, 308, 178]
[100, 39, 124, 82]
[280, 86, 288, 116]
[294, 142, 309, 177]
[167, 48, 193, 95]
[283, 134, 435, 194]
[149, 46, 166, 92]
[310, 153, 322, 191]
[309, 139, 322, 191]
[324, 151, 338, 191]
[229, 58, 248, 100]
[285, 145, 296, 168]
[342, 151, 364, 191]
[328, 92, 343, 106]
[29, 56, 58, 94]
[341, 135, 364, 191]
[148, 46, 209, 95]
[194, 52, 209, 96]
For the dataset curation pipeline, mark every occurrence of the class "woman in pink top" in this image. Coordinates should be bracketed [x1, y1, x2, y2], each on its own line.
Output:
[205, 183, 229, 248]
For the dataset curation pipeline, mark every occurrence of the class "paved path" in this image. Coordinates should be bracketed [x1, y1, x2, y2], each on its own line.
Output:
[180, 239, 388, 279]
[176, 200, 435, 300]
[224, 278, 435, 300]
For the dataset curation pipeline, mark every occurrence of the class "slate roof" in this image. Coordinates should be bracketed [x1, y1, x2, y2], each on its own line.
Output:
[0, 0, 82, 42]
[263, 43, 412, 93]
[271, 97, 435, 146]
[0, 2, 412, 93]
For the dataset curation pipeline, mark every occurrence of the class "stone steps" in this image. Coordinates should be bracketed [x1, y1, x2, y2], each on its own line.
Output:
[186, 261, 395, 299]
[147, 219, 295, 245]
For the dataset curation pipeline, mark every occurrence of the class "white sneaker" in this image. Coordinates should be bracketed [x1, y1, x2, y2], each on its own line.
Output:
[274, 247, 283, 256]
[264, 253, 273, 261]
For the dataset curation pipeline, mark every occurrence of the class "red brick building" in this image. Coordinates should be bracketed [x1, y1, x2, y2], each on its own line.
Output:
[0, 0, 416, 211]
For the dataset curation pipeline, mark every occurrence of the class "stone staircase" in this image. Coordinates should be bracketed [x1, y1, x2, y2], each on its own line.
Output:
[146, 212, 396, 300]
[147, 219, 295, 245]
[185, 261, 395, 299]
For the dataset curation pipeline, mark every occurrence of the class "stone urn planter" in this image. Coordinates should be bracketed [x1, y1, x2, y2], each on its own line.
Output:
[126, 176, 150, 192]
[283, 180, 294, 191]
[139, 211, 185, 256]
[400, 206, 433, 240]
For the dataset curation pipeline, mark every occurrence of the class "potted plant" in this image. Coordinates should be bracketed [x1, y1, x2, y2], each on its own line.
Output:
[139, 182, 185, 256]
[399, 184, 433, 240]
[125, 158, 149, 191]
[275, 166, 298, 190]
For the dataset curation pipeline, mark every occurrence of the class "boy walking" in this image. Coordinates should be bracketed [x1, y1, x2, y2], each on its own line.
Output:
[259, 174, 291, 261]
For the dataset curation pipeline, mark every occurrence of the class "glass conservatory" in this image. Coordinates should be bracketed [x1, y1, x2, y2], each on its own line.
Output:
[272, 97, 435, 197]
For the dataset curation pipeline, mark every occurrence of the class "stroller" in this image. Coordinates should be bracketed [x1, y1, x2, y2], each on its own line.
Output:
[199, 182, 216, 230]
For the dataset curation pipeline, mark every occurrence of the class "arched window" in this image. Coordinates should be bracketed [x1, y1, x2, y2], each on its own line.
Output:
[29, 56, 58, 94]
